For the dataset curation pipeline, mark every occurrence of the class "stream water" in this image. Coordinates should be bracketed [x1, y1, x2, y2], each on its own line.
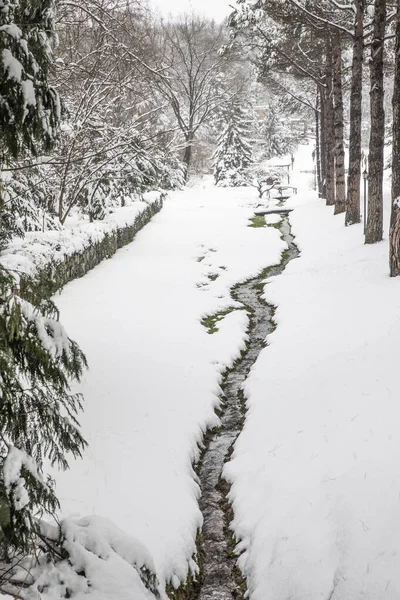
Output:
[197, 216, 300, 600]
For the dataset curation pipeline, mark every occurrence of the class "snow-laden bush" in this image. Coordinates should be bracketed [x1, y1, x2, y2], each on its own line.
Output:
[249, 166, 282, 198]
[0, 515, 160, 599]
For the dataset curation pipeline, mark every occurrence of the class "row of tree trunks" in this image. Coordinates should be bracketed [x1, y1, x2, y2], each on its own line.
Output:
[317, 34, 345, 211]
[345, 0, 365, 226]
[365, 0, 386, 244]
[389, 0, 400, 275]
[332, 32, 346, 215]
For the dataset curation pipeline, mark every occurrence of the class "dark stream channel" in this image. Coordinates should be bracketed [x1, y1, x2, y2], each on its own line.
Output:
[197, 216, 300, 600]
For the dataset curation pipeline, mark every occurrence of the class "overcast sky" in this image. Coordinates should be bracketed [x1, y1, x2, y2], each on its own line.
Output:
[148, 0, 233, 22]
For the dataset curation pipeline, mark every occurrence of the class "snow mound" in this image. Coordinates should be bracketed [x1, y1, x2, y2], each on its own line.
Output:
[20, 516, 160, 600]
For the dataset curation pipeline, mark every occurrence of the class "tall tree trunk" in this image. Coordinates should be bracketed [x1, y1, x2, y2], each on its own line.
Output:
[324, 35, 336, 206]
[365, 0, 386, 243]
[320, 86, 327, 199]
[389, 0, 400, 275]
[316, 94, 322, 196]
[333, 32, 346, 214]
[345, 0, 365, 225]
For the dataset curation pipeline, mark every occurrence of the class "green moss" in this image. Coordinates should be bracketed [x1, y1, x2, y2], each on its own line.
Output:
[207, 273, 219, 282]
[165, 532, 204, 600]
[248, 215, 266, 228]
[201, 306, 244, 334]
[270, 219, 283, 230]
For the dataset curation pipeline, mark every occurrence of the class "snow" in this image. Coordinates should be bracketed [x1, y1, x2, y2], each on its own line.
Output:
[22, 78, 36, 106]
[224, 147, 400, 599]
[0, 193, 163, 280]
[0, 24, 22, 40]
[20, 517, 159, 600]
[51, 179, 286, 591]
[3, 446, 44, 511]
[2, 48, 23, 81]
[8, 136, 400, 598]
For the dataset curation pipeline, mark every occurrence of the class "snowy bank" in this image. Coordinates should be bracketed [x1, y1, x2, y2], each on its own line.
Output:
[0, 192, 164, 295]
[225, 162, 400, 599]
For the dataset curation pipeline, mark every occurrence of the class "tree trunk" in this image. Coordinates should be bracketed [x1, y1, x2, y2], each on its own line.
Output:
[365, 0, 386, 244]
[316, 97, 322, 196]
[319, 86, 327, 199]
[324, 35, 335, 206]
[183, 134, 194, 181]
[389, 0, 400, 275]
[345, 0, 365, 225]
[332, 32, 346, 215]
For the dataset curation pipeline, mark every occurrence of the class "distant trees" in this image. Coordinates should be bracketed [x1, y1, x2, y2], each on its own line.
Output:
[257, 99, 295, 161]
[145, 15, 243, 178]
[229, 0, 400, 275]
[47, 0, 184, 224]
[0, 0, 185, 234]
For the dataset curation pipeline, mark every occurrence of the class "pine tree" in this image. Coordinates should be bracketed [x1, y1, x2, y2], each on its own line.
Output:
[0, 0, 60, 160]
[0, 270, 87, 556]
[213, 104, 252, 187]
[258, 100, 294, 161]
[0, 0, 61, 248]
[0, 0, 88, 566]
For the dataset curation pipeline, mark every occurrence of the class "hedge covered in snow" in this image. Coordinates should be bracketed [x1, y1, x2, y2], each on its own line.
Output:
[0, 192, 165, 300]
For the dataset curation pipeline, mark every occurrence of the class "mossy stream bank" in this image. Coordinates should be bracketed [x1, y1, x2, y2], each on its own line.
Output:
[197, 215, 299, 600]
[167, 215, 299, 600]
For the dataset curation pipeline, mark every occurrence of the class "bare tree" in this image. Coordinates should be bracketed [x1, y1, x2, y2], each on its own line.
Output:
[145, 16, 238, 178]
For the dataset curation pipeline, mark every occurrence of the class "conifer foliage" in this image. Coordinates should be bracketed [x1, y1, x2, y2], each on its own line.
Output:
[0, 0, 88, 570]
[0, 270, 87, 556]
[0, 0, 60, 159]
[213, 104, 252, 187]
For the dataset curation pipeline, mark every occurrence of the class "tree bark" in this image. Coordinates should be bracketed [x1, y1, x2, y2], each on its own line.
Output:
[365, 0, 386, 244]
[332, 32, 346, 215]
[183, 133, 194, 181]
[389, 0, 400, 275]
[345, 0, 365, 225]
[319, 86, 327, 199]
[324, 35, 336, 206]
[315, 94, 322, 197]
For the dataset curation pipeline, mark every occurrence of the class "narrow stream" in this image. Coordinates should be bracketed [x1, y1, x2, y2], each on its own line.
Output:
[197, 216, 300, 600]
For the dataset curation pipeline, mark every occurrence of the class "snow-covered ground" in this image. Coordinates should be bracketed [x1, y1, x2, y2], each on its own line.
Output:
[52, 180, 286, 594]
[225, 151, 400, 599]
[41, 143, 400, 600]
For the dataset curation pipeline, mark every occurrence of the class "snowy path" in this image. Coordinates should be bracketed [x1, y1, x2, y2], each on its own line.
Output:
[52, 180, 286, 593]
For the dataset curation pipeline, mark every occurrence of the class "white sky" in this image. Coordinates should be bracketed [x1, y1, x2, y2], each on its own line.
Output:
[148, 0, 233, 22]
